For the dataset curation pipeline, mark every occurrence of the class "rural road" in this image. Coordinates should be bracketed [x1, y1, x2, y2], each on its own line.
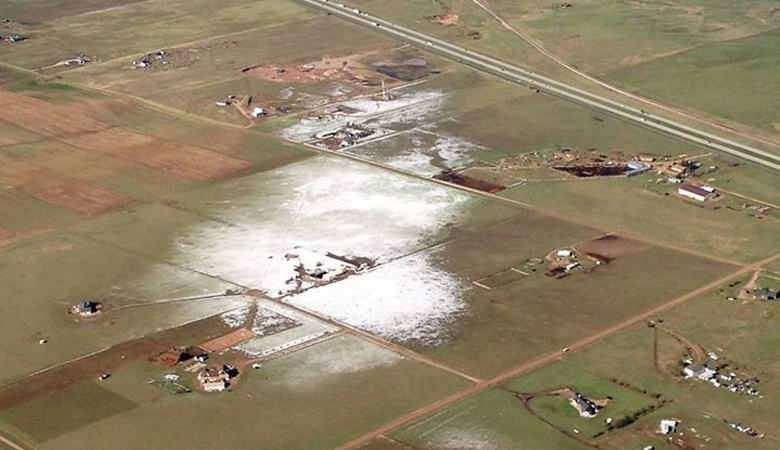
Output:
[335, 251, 780, 449]
[297, 0, 780, 171]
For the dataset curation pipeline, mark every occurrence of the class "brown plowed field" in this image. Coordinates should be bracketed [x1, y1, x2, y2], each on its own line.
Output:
[199, 328, 256, 353]
[61, 128, 156, 153]
[0, 91, 109, 137]
[31, 181, 134, 215]
[142, 142, 252, 180]
[64, 130, 251, 181]
[0, 156, 133, 214]
[576, 234, 648, 262]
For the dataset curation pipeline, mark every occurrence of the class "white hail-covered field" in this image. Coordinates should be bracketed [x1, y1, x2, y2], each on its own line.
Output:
[166, 156, 473, 344]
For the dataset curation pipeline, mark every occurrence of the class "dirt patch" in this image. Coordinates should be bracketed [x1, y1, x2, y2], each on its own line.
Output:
[31, 181, 133, 215]
[576, 235, 648, 262]
[435, 170, 505, 193]
[553, 164, 631, 177]
[243, 63, 371, 85]
[199, 328, 257, 353]
[429, 14, 459, 26]
[131, 41, 237, 71]
[0, 229, 16, 245]
[373, 58, 439, 81]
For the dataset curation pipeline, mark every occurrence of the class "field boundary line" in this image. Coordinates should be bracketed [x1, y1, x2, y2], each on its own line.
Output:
[266, 297, 483, 385]
[334, 252, 780, 449]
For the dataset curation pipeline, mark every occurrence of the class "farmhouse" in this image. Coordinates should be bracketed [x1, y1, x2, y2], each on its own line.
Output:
[678, 184, 717, 202]
[571, 393, 602, 418]
[197, 367, 230, 392]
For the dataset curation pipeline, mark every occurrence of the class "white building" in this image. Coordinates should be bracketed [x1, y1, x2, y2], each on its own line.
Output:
[683, 363, 716, 381]
[658, 419, 678, 435]
[678, 184, 717, 202]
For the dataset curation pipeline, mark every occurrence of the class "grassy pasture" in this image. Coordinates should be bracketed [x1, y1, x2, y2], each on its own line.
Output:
[0, 230, 245, 383]
[0, 0, 307, 69]
[0, 381, 138, 444]
[0, 0, 144, 24]
[392, 388, 592, 450]
[22, 335, 471, 450]
[532, 284, 780, 449]
[441, 87, 701, 157]
[419, 223, 736, 378]
[610, 28, 780, 135]
[505, 362, 659, 439]
[502, 176, 780, 263]
[690, 154, 780, 207]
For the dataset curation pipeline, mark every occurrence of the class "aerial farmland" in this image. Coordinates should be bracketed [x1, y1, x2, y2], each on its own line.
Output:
[0, 0, 778, 449]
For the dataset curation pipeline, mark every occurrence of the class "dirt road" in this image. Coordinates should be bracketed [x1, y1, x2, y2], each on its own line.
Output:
[336, 252, 780, 449]
[0, 433, 26, 450]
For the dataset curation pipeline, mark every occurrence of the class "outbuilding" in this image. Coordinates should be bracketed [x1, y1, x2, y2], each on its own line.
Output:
[678, 184, 717, 202]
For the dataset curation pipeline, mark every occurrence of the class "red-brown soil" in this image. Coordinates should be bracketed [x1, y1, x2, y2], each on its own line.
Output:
[435, 171, 505, 193]
[199, 328, 256, 353]
[576, 235, 648, 262]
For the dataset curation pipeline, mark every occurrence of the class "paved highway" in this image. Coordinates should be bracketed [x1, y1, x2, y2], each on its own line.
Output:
[298, 0, 780, 171]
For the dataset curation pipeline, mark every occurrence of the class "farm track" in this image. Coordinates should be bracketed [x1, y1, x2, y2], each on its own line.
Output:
[0, 433, 26, 450]
[335, 252, 780, 449]
[511, 388, 605, 449]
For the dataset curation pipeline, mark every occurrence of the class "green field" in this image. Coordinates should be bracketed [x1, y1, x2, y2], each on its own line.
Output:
[418, 225, 735, 378]
[391, 275, 780, 449]
[392, 388, 592, 450]
[502, 176, 780, 263]
[611, 29, 780, 134]
[0, 336, 472, 450]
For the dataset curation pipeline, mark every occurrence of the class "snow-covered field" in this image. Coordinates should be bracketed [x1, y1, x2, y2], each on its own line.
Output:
[281, 90, 445, 143]
[288, 249, 470, 346]
[170, 157, 472, 297]
[266, 335, 401, 390]
[352, 132, 483, 177]
[236, 300, 338, 358]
